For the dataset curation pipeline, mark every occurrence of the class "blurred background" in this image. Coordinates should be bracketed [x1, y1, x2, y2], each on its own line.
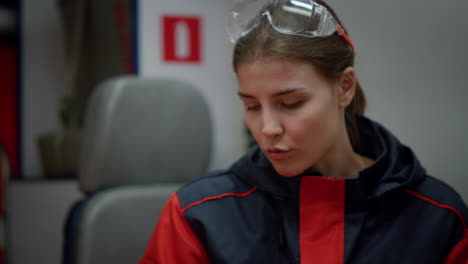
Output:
[0, 0, 467, 263]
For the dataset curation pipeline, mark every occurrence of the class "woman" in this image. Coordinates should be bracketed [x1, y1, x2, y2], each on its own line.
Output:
[140, 0, 468, 263]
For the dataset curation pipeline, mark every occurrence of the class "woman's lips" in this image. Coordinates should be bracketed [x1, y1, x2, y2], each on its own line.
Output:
[265, 148, 291, 161]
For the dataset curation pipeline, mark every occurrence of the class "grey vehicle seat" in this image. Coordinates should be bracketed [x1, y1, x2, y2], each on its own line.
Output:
[63, 76, 212, 264]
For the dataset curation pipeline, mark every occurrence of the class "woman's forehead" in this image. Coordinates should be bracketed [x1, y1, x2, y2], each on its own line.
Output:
[236, 58, 332, 95]
[237, 57, 312, 72]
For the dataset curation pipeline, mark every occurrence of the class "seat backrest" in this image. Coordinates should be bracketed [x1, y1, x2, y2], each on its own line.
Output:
[79, 76, 212, 192]
[64, 76, 212, 264]
[74, 184, 179, 264]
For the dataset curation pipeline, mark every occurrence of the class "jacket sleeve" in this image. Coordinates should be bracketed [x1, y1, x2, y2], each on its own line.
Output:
[444, 232, 468, 264]
[139, 193, 211, 264]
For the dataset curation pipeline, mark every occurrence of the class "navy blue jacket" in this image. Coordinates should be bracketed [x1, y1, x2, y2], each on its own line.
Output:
[141, 116, 468, 263]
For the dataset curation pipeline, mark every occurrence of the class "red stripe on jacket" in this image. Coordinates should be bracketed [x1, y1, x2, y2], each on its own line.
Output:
[444, 233, 468, 264]
[139, 193, 210, 264]
[181, 186, 257, 213]
[300, 177, 345, 264]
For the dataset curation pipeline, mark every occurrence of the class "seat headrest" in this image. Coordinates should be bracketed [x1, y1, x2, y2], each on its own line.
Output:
[79, 76, 212, 193]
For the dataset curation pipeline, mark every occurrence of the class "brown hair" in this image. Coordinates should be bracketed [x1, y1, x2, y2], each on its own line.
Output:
[232, 0, 366, 149]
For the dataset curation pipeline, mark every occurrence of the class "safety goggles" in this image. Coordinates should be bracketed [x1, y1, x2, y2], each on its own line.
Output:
[227, 0, 355, 52]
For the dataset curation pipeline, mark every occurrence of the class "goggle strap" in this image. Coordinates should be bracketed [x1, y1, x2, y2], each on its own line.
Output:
[336, 24, 355, 52]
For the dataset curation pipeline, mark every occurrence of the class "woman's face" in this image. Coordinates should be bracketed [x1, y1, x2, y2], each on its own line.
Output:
[237, 58, 348, 177]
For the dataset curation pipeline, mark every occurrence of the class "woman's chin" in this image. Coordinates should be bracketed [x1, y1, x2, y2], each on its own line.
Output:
[272, 163, 303, 177]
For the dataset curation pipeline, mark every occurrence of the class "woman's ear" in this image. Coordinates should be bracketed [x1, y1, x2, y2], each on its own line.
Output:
[336, 67, 356, 108]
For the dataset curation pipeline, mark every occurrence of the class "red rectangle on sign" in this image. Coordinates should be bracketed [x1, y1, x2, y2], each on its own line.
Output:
[162, 16, 201, 63]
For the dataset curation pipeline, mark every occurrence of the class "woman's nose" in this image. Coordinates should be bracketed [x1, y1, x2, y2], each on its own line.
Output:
[261, 110, 283, 137]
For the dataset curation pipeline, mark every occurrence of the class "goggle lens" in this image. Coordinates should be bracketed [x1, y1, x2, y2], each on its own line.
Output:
[268, 0, 313, 34]
[227, 0, 272, 41]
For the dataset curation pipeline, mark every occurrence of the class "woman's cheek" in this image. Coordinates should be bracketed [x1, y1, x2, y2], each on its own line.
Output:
[245, 116, 262, 142]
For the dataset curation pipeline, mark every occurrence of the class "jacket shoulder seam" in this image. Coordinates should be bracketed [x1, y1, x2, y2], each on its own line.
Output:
[405, 189, 468, 232]
[181, 186, 257, 213]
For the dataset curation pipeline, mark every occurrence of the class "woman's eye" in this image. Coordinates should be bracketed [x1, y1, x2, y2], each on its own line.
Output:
[242, 101, 260, 111]
[246, 105, 260, 111]
[282, 101, 302, 109]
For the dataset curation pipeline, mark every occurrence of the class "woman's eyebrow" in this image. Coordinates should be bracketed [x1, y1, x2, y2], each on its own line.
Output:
[237, 88, 304, 98]
[237, 92, 254, 98]
[274, 88, 304, 97]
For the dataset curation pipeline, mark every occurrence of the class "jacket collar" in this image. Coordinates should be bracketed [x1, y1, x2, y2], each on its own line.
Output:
[230, 115, 426, 201]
